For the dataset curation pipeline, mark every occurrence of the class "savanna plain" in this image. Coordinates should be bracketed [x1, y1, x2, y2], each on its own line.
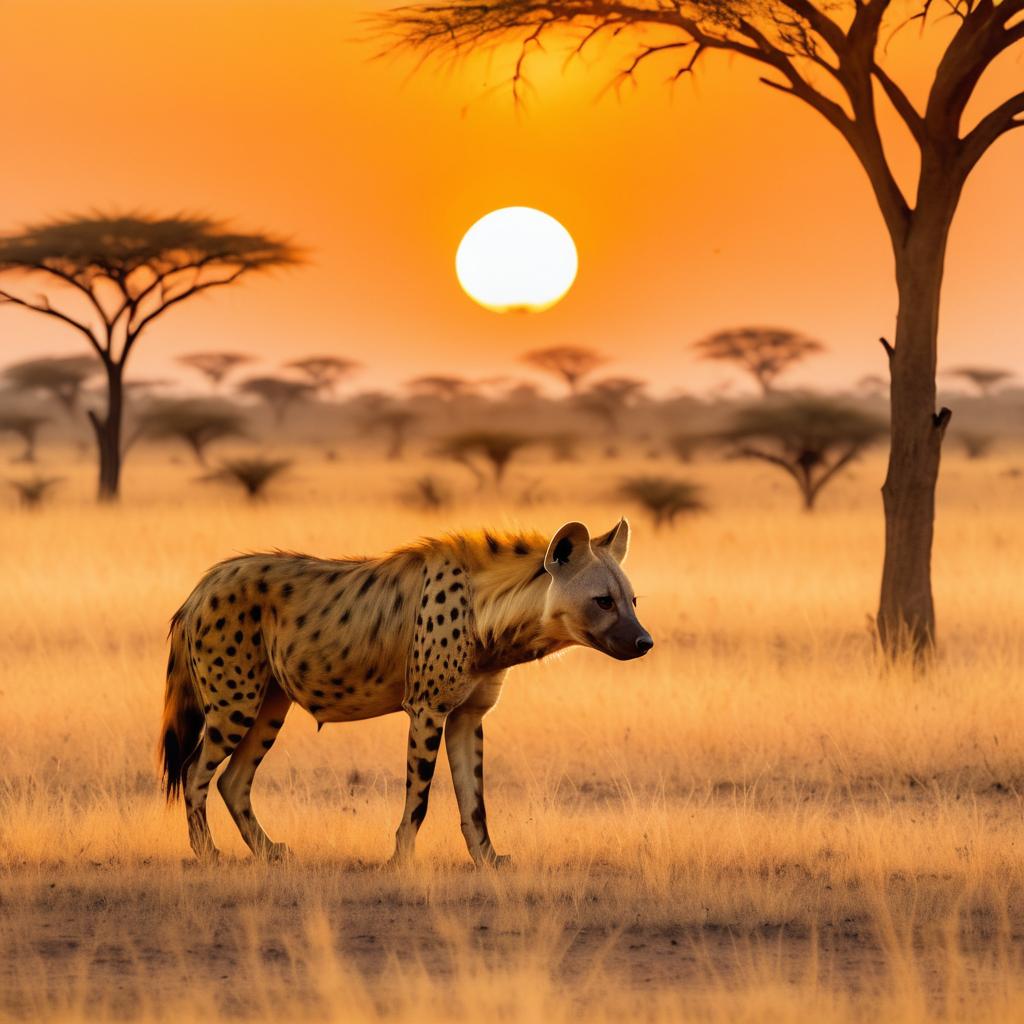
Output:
[3, 446, 1024, 1023]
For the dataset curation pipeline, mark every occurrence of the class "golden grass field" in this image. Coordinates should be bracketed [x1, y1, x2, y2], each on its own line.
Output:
[3, 443, 1024, 1022]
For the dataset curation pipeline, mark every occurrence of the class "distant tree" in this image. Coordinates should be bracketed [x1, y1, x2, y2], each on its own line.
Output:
[856, 373, 889, 399]
[957, 430, 995, 460]
[8, 475, 62, 508]
[945, 365, 1014, 397]
[692, 328, 823, 396]
[361, 406, 419, 460]
[545, 431, 580, 461]
[286, 355, 360, 395]
[0, 214, 297, 500]
[178, 352, 254, 389]
[720, 397, 885, 510]
[618, 476, 704, 529]
[521, 345, 606, 395]
[0, 410, 48, 463]
[204, 457, 291, 500]
[438, 430, 533, 488]
[134, 399, 247, 466]
[399, 474, 452, 510]
[407, 375, 476, 401]
[574, 377, 646, 434]
[666, 432, 705, 464]
[2, 355, 99, 415]
[238, 376, 316, 424]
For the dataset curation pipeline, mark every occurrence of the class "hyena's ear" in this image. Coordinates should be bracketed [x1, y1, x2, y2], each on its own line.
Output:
[592, 517, 630, 564]
[544, 522, 593, 575]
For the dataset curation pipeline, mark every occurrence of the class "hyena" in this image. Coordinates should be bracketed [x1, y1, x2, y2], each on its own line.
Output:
[160, 518, 653, 864]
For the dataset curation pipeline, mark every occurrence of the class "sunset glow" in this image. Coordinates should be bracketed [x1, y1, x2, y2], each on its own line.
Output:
[455, 207, 578, 313]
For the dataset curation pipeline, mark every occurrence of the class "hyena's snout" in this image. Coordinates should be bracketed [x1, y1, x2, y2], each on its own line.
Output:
[605, 616, 654, 661]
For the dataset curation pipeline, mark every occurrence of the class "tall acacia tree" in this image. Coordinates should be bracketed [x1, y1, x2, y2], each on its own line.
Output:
[383, 0, 1024, 654]
[0, 215, 297, 500]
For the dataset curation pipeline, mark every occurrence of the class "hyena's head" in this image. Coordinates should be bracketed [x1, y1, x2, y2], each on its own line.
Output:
[541, 518, 653, 661]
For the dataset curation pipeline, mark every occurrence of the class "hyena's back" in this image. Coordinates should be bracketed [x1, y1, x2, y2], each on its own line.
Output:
[175, 550, 425, 727]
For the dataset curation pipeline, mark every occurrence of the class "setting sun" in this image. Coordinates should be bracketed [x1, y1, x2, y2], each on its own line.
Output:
[455, 206, 578, 313]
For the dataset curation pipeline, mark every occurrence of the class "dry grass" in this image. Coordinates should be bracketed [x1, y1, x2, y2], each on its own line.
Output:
[2, 444, 1024, 1022]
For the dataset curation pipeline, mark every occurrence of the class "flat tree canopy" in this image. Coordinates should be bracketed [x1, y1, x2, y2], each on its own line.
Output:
[0, 213, 298, 499]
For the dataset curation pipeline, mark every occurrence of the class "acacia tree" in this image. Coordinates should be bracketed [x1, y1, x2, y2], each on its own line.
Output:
[522, 345, 607, 395]
[945, 365, 1014, 396]
[134, 399, 247, 466]
[0, 215, 296, 500]
[692, 327, 823, 394]
[575, 376, 646, 434]
[287, 355, 360, 395]
[0, 410, 49, 463]
[2, 355, 99, 415]
[383, 0, 1024, 654]
[720, 397, 886, 509]
[178, 351, 254, 389]
[237, 375, 316, 424]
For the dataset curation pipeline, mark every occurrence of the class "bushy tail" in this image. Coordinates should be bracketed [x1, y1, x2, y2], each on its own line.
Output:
[159, 609, 204, 803]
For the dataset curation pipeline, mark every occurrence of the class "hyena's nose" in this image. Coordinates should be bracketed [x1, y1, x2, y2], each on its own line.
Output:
[635, 633, 654, 655]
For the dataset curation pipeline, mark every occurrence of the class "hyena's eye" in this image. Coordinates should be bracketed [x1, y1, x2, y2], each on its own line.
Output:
[594, 595, 614, 611]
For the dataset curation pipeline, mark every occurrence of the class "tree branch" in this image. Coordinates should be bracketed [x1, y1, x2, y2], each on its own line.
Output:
[0, 287, 105, 359]
[958, 89, 1024, 173]
[125, 266, 250, 348]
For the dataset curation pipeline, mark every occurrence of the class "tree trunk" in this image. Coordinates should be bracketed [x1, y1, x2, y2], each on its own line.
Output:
[88, 359, 124, 502]
[877, 206, 955, 656]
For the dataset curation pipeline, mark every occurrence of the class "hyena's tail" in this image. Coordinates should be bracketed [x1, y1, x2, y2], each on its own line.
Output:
[159, 607, 204, 803]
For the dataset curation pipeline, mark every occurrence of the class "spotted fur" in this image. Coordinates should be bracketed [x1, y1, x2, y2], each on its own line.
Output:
[160, 519, 652, 864]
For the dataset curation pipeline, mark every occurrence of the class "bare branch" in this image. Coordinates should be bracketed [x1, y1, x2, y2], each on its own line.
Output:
[0, 287, 105, 359]
[959, 89, 1024, 172]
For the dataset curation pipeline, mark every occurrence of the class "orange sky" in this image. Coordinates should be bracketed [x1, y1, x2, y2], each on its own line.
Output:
[1, 0, 1022, 396]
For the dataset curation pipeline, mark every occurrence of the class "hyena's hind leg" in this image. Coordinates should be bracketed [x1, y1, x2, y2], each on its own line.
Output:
[217, 679, 292, 860]
[184, 690, 273, 861]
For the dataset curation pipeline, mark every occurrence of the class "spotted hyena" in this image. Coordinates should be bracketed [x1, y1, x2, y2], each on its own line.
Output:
[160, 518, 653, 864]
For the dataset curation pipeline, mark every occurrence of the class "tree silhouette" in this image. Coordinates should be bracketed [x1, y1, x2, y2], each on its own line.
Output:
[618, 475, 704, 528]
[2, 355, 99, 416]
[945, 365, 1014, 397]
[203, 457, 291, 500]
[0, 214, 297, 500]
[8, 475, 62, 508]
[134, 399, 247, 466]
[574, 376, 646, 434]
[178, 352, 253, 389]
[692, 328, 823, 395]
[521, 345, 607, 395]
[286, 355, 360, 395]
[238, 376, 315, 424]
[720, 397, 885, 510]
[438, 430, 533, 488]
[0, 410, 49, 463]
[382, 0, 1024, 653]
[361, 406, 419, 460]
[957, 430, 994, 460]
[407, 375, 476, 401]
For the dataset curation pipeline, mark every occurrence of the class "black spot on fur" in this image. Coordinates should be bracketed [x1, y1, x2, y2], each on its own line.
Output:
[485, 533, 501, 554]
[250, 605, 262, 622]
[358, 573, 377, 596]
[281, 583, 293, 599]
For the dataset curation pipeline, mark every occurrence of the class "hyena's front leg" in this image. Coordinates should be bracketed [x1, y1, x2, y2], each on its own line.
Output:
[445, 672, 507, 866]
[390, 706, 446, 864]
